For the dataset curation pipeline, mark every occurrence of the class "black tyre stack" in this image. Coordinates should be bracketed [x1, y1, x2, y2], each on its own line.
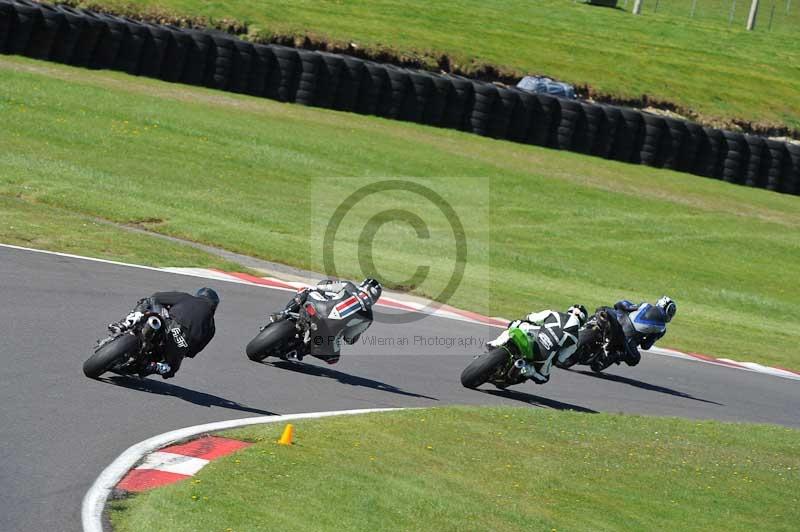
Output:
[0, 0, 798, 196]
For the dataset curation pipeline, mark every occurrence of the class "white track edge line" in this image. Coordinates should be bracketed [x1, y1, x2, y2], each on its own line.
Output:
[81, 408, 401, 532]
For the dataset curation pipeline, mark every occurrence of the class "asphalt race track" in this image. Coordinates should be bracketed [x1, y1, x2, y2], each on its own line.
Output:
[1, 246, 798, 532]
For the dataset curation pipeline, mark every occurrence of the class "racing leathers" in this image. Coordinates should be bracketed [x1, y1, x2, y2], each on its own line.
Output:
[488, 310, 581, 384]
[272, 280, 379, 364]
[599, 299, 668, 367]
[112, 292, 217, 378]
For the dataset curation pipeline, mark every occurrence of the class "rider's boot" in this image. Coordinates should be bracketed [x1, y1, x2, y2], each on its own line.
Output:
[269, 311, 287, 323]
[109, 311, 144, 334]
[139, 361, 171, 378]
[518, 360, 549, 384]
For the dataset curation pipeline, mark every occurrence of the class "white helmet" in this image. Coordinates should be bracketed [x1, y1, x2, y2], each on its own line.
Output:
[656, 296, 677, 322]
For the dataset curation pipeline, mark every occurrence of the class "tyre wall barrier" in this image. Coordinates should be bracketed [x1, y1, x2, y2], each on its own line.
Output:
[334, 55, 365, 113]
[594, 104, 619, 159]
[786, 144, 800, 195]
[744, 135, 766, 189]
[8, 0, 40, 56]
[661, 117, 688, 171]
[359, 61, 388, 116]
[0, 0, 797, 196]
[579, 102, 604, 156]
[160, 25, 189, 83]
[0, 2, 13, 53]
[442, 74, 473, 131]
[640, 114, 666, 167]
[50, 5, 86, 64]
[721, 131, 747, 185]
[507, 88, 534, 143]
[555, 98, 585, 151]
[469, 80, 497, 137]
[764, 140, 788, 193]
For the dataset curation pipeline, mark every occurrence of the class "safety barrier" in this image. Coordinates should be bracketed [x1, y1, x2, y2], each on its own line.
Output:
[1, 0, 798, 195]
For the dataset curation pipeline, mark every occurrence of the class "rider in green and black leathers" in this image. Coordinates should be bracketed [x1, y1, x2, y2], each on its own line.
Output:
[488, 305, 588, 384]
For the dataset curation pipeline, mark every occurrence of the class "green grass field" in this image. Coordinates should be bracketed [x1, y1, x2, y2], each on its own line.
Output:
[85, 0, 800, 132]
[109, 407, 800, 531]
[0, 195, 248, 270]
[1, 56, 798, 369]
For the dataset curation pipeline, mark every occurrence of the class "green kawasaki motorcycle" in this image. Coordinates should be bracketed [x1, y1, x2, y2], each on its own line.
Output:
[460, 326, 542, 389]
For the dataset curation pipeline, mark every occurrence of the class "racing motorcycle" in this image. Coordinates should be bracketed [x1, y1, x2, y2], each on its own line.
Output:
[556, 309, 633, 373]
[460, 326, 541, 389]
[82, 308, 168, 379]
[245, 289, 373, 363]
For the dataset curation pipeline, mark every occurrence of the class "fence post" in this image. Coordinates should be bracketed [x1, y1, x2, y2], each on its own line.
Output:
[654, 0, 660, 12]
[787, 0, 792, 15]
[691, 0, 698, 17]
[729, 0, 738, 25]
[633, 0, 643, 15]
[747, 0, 760, 29]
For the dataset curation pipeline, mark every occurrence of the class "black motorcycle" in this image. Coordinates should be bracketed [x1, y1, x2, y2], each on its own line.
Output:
[557, 309, 634, 373]
[82, 308, 168, 379]
[246, 291, 373, 363]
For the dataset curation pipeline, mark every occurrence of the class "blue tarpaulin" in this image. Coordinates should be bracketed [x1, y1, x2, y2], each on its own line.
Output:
[516, 76, 576, 99]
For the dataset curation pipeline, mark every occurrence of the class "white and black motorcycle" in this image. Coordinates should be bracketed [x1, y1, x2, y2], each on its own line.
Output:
[246, 281, 378, 364]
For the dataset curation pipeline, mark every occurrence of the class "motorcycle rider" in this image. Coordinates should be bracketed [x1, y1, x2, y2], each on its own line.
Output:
[108, 288, 219, 378]
[487, 304, 588, 384]
[270, 278, 382, 364]
[593, 295, 676, 370]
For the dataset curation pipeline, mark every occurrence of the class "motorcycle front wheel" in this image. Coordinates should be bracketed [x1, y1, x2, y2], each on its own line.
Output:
[83, 333, 140, 379]
[246, 320, 296, 362]
[460, 347, 509, 389]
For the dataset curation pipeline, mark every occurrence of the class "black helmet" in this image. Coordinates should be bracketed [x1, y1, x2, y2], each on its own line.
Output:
[656, 296, 676, 322]
[196, 287, 220, 310]
[360, 278, 382, 301]
[568, 304, 588, 326]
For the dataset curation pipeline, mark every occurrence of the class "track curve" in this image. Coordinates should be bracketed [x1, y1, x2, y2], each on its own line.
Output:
[1, 246, 798, 531]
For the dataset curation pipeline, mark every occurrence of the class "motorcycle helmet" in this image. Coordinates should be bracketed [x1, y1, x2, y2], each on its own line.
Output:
[196, 287, 220, 310]
[656, 296, 676, 322]
[360, 278, 382, 301]
[568, 304, 588, 325]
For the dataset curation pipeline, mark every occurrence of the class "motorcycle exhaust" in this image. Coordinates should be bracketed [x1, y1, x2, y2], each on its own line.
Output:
[508, 358, 526, 380]
[143, 316, 162, 339]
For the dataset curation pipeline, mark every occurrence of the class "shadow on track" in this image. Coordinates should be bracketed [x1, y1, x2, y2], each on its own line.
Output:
[482, 389, 598, 413]
[573, 370, 723, 406]
[103, 376, 277, 416]
[263, 360, 438, 401]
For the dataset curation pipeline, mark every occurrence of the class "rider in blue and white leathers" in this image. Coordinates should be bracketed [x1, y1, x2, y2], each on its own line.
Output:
[600, 296, 677, 368]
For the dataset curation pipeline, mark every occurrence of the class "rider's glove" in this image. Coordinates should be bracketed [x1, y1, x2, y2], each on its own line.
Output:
[124, 311, 144, 328]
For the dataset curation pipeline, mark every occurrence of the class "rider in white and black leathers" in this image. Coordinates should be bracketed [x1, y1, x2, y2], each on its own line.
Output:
[271, 278, 382, 364]
[598, 296, 676, 368]
[488, 305, 588, 384]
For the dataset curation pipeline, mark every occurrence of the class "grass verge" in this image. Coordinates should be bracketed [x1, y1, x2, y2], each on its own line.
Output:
[109, 406, 800, 532]
[1, 56, 799, 368]
[79, 0, 800, 132]
[0, 195, 248, 270]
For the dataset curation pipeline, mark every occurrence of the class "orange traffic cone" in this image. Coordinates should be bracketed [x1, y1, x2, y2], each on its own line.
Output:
[277, 424, 294, 445]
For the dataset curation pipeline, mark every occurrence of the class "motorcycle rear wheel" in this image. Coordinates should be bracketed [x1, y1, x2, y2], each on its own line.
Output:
[246, 320, 296, 362]
[460, 347, 508, 389]
[83, 333, 140, 379]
